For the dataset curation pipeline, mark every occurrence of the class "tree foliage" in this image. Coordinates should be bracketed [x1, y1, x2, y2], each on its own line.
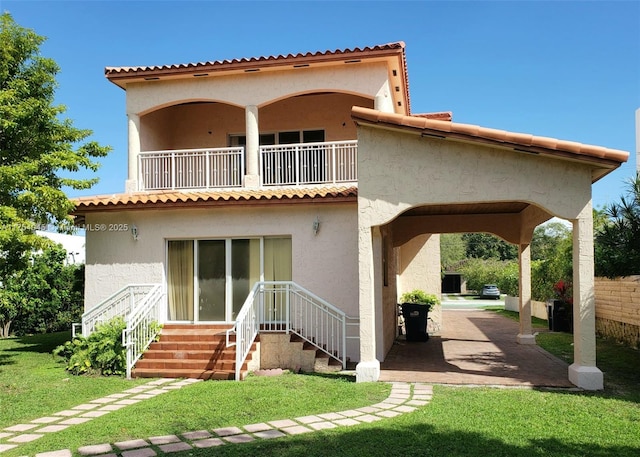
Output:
[595, 173, 640, 278]
[462, 233, 518, 261]
[0, 13, 108, 262]
[0, 13, 108, 334]
[440, 233, 467, 271]
[0, 243, 84, 337]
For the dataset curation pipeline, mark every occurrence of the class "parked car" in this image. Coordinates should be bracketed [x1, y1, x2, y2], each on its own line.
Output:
[480, 284, 501, 299]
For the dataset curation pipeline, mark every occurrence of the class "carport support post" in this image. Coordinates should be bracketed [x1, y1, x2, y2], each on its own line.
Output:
[356, 225, 381, 382]
[517, 243, 535, 344]
[569, 203, 603, 390]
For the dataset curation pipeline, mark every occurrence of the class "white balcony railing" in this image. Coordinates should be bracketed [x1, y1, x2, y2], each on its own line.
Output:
[137, 141, 358, 191]
[138, 147, 244, 191]
[260, 140, 357, 186]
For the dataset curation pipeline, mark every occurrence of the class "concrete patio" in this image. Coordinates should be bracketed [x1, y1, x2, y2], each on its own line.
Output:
[380, 309, 574, 388]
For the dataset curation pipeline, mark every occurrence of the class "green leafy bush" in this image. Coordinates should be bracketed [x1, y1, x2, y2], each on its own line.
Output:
[400, 290, 440, 310]
[53, 317, 126, 376]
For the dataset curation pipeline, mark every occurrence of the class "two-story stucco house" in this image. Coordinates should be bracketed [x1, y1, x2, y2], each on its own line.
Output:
[73, 42, 628, 389]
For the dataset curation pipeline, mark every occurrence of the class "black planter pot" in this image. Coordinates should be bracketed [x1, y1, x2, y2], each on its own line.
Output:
[401, 303, 429, 342]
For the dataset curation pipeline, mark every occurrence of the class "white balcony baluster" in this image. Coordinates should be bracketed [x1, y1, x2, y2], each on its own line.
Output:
[138, 147, 244, 191]
[260, 140, 357, 186]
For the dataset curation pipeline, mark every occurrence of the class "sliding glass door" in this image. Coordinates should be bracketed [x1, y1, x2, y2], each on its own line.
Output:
[167, 237, 290, 322]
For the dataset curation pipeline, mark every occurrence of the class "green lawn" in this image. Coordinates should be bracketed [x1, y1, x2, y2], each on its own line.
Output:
[1, 324, 639, 457]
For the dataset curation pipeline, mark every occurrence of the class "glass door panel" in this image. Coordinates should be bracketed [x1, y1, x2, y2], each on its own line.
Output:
[263, 238, 292, 328]
[167, 240, 194, 321]
[231, 239, 261, 320]
[198, 240, 226, 321]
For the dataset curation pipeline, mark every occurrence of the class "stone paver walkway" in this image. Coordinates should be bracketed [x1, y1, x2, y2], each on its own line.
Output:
[0, 379, 432, 456]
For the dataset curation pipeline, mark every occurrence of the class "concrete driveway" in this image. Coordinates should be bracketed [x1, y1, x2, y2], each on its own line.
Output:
[380, 309, 573, 388]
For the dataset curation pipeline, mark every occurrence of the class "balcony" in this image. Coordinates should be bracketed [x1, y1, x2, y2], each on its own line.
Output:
[137, 140, 357, 191]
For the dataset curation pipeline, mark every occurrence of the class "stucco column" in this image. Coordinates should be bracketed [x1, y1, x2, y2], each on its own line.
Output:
[517, 243, 535, 344]
[244, 105, 260, 187]
[126, 113, 140, 193]
[374, 82, 394, 113]
[569, 202, 603, 390]
[356, 224, 381, 382]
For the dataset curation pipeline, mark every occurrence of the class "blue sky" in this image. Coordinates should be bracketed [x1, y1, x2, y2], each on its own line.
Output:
[3, 0, 639, 210]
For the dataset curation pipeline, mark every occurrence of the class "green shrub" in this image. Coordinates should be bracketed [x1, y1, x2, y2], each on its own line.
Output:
[53, 317, 126, 376]
[400, 290, 440, 310]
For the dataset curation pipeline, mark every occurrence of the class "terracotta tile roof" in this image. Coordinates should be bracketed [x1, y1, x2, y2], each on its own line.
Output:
[351, 106, 629, 169]
[413, 112, 453, 121]
[105, 42, 411, 113]
[72, 186, 358, 214]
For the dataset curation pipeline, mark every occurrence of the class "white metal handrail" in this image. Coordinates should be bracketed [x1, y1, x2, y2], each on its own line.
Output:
[228, 281, 348, 380]
[138, 147, 244, 191]
[226, 283, 262, 381]
[80, 284, 158, 337]
[260, 140, 357, 186]
[122, 284, 165, 379]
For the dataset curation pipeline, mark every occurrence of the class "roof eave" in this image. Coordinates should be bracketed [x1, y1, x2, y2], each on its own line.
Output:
[351, 107, 628, 181]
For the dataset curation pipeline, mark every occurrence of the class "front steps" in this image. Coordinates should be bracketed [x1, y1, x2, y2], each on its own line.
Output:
[133, 325, 341, 380]
[259, 333, 343, 373]
[132, 324, 257, 380]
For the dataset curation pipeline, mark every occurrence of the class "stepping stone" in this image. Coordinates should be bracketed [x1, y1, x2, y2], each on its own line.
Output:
[80, 411, 110, 418]
[223, 434, 254, 444]
[121, 448, 156, 457]
[115, 439, 149, 450]
[78, 443, 113, 455]
[4, 423, 39, 432]
[268, 419, 297, 429]
[317, 412, 345, 420]
[31, 417, 61, 424]
[254, 429, 286, 439]
[243, 423, 272, 433]
[36, 450, 73, 457]
[182, 430, 212, 440]
[59, 418, 92, 425]
[158, 442, 192, 453]
[338, 410, 363, 418]
[0, 444, 18, 452]
[308, 422, 337, 431]
[0, 432, 13, 439]
[212, 427, 242, 437]
[149, 435, 181, 445]
[355, 414, 382, 423]
[8, 433, 43, 443]
[192, 438, 224, 448]
[72, 404, 98, 411]
[53, 410, 79, 417]
[394, 405, 417, 413]
[376, 410, 401, 418]
[295, 415, 322, 424]
[333, 418, 360, 427]
[281, 425, 312, 435]
[36, 424, 69, 433]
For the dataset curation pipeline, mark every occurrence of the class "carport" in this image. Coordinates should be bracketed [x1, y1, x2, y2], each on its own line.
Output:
[351, 106, 628, 390]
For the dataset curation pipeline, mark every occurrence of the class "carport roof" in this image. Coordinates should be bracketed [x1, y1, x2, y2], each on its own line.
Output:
[351, 106, 628, 181]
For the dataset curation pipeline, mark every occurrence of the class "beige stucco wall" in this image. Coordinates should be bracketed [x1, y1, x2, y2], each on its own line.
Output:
[357, 127, 594, 225]
[139, 93, 372, 151]
[126, 63, 392, 116]
[397, 233, 442, 333]
[84, 202, 360, 359]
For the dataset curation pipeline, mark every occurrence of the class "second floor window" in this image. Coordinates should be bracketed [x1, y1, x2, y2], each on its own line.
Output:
[229, 129, 325, 147]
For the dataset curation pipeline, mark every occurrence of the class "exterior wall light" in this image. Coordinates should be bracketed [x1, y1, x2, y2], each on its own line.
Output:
[312, 216, 320, 235]
[131, 224, 139, 241]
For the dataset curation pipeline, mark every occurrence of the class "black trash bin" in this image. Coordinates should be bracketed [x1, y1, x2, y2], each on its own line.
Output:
[546, 301, 554, 331]
[547, 300, 572, 333]
[401, 303, 429, 342]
